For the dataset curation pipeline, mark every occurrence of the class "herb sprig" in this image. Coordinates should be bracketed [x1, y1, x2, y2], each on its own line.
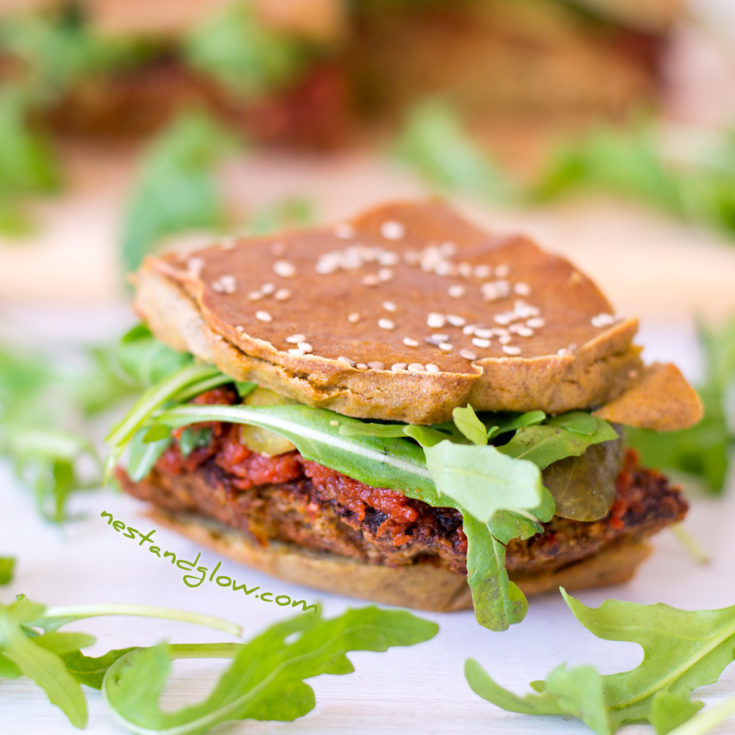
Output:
[0, 594, 436, 732]
[467, 589, 735, 734]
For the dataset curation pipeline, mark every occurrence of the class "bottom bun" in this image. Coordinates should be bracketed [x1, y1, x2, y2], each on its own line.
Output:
[148, 509, 652, 612]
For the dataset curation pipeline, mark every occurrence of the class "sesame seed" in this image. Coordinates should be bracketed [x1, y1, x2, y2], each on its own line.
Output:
[348, 312, 360, 323]
[316, 256, 339, 275]
[427, 313, 446, 328]
[275, 288, 291, 301]
[494, 313, 514, 326]
[273, 260, 296, 278]
[337, 356, 354, 365]
[367, 361, 385, 370]
[462, 324, 477, 335]
[527, 317, 545, 328]
[499, 335, 512, 345]
[377, 268, 394, 282]
[391, 363, 407, 372]
[495, 264, 510, 278]
[381, 220, 405, 240]
[473, 264, 492, 278]
[334, 223, 355, 239]
[382, 301, 397, 312]
[286, 334, 305, 343]
[425, 363, 440, 374]
[448, 284, 466, 298]
[378, 318, 395, 330]
[288, 348, 304, 357]
[474, 328, 493, 339]
[434, 261, 452, 277]
[362, 274, 379, 286]
[460, 349, 477, 360]
[515, 326, 534, 337]
[187, 256, 204, 275]
[514, 282, 531, 296]
[591, 313, 615, 328]
[472, 337, 490, 348]
[403, 337, 419, 347]
[261, 282, 275, 295]
[557, 347, 570, 357]
[438, 342, 453, 351]
[425, 334, 449, 344]
[378, 251, 399, 266]
[447, 314, 466, 327]
[355, 363, 368, 370]
[502, 345, 522, 355]
[235, 325, 244, 332]
[248, 290, 263, 301]
[296, 341, 313, 353]
[439, 241, 456, 256]
[255, 310, 272, 322]
[407, 363, 425, 372]
[457, 262, 472, 277]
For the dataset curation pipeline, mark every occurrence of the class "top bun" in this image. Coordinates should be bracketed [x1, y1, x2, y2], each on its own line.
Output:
[134, 200, 701, 427]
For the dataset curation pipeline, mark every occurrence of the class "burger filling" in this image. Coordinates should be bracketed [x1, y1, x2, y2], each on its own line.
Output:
[117, 385, 688, 579]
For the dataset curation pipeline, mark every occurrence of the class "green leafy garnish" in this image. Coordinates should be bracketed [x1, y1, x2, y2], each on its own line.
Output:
[627, 316, 735, 492]
[102, 606, 437, 734]
[0, 596, 241, 729]
[120, 111, 239, 274]
[0, 558, 15, 586]
[452, 405, 487, 445]
[183, 1, 313, 99]
[393, 99, 513, 201]
[2, 594, 434, 732]
[466, 588, 735, 734]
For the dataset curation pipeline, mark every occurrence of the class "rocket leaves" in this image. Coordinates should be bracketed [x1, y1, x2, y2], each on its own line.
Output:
[0, 593, 435, 733]
[466, 589, 735, 734]
[102, 606, 437, 735]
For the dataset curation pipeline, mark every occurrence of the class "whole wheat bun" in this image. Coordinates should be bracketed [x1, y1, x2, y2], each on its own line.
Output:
[149, 508, 652, 612]
[135, 200, 701, 428]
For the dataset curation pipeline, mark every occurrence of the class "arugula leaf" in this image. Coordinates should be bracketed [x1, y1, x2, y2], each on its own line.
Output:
[393, 99, 513, 201]
[183, 1, 312, 99]
[452, 405, 487, 445]
[627, 316, 735, 493]
[120, 111, 239, 274]
[466, 588, 735, 734]
[103, 606, 437, 734]
[0, 596, 88, 728]
[0, 557, 15, 585]
[497, 415, 619, 469]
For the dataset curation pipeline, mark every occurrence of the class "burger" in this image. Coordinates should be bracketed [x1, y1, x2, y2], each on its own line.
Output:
[2, 0, 680, 157]
[108, 200, 702, 631]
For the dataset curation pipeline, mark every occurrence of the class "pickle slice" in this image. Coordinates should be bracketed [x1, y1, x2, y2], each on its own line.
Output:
[239, 388, 297, 456]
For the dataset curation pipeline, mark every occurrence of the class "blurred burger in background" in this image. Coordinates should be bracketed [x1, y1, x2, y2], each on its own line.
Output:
[0, 0, 683, 157]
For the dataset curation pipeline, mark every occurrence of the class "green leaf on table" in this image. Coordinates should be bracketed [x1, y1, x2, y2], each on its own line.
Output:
[393, 99, 513, 201]
[103, 606, 438, 734]
[61, 648, 139, 690]
[120, 111, 239, 274]
[0, 557, 15, 585]
[0, 597, 87, 728]
[183, 1, 311, 99]
[626, 316, 735, 493]
[466, 659, 612, 735]
[467, 589, 735, 733]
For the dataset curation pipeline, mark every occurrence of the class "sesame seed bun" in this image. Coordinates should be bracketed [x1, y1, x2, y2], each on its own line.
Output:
[134, 200, 701, 428]
[148, 508, 653, 611]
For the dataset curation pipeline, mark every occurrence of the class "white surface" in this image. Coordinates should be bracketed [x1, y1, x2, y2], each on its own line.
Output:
[1, 317, 734, 735]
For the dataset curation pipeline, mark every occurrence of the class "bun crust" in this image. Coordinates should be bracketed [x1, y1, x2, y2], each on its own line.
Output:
[135, 200, 700, 427]
[148, 508, 653, 612]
